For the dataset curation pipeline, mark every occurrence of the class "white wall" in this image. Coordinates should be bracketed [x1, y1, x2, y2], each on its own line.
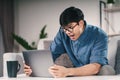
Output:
[107, 12, 120, 34]
[101, 0, 120, 35]
[14, 0, 100, 50]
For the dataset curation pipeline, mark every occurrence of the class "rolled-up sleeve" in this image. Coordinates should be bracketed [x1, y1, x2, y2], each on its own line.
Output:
[90, 31, 108, 66]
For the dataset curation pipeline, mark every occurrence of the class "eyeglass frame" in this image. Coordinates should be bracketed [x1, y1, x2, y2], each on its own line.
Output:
[61, 23, 78, 33]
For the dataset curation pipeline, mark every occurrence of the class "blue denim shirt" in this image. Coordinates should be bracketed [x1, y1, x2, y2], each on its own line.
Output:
[50, 24, 108, 67]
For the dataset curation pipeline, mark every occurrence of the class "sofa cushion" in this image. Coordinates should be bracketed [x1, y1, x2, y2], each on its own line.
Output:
[114, 40, 120, 74]
[55, 54, 74, 68]
[107, 36, 120, 68]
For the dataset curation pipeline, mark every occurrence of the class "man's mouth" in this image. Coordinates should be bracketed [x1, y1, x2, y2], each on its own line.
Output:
[69, 35, 75, 38]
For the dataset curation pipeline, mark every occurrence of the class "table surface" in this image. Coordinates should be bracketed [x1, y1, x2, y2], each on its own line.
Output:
[0, 74, 120, 80]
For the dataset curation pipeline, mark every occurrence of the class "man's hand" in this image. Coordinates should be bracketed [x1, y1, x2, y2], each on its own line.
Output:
[48, 65, 69, 78]
[24, 64, 32, 76]
[48, 63, 101, 78]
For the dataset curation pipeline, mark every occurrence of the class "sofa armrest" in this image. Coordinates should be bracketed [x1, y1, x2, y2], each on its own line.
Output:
[3, 53, 24, 77]
[37, 39, 53, 50]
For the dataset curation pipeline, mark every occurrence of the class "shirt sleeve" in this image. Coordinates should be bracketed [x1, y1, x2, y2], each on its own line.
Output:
[50, 29, 66, 61]
[90, 30, 108, 66]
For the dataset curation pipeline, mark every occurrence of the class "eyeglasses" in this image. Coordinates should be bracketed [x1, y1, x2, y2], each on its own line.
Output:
[61, 23, 78, 33]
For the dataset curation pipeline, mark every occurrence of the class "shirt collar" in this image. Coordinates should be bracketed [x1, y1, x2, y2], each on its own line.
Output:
[73, 23, 89, 43]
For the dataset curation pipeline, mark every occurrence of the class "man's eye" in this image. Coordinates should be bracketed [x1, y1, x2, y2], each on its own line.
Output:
[64, 28, 67, 30]
[68, 27, 72, 29]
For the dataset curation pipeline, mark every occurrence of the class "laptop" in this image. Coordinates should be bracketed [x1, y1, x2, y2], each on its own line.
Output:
[22, 50, 54, 77]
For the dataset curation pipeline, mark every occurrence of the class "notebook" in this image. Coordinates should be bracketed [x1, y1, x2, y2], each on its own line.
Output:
[22, 50, 54, 77]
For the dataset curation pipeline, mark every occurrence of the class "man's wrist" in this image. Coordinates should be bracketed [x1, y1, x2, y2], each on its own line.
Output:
[67, 68, 74, 76]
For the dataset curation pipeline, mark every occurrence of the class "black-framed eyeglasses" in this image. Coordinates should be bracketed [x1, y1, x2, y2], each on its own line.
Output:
[61, 23, 78, 33]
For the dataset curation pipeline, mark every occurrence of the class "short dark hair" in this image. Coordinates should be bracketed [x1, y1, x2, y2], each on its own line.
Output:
[60, 6, 84, 27]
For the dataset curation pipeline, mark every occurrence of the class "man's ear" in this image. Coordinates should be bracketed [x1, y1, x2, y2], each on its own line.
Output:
[79, 20, 84, 28]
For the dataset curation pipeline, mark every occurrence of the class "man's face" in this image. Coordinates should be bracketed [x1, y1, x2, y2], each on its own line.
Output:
[62, 20, 84, 41]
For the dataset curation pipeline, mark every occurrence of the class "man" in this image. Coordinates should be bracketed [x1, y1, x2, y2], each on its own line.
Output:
[24, 6, 115, 78]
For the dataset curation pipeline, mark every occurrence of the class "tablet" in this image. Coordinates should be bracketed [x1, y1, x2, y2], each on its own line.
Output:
[22, 50, 54, 77]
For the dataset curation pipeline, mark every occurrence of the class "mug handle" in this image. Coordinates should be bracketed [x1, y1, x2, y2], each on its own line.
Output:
[17, 63, 21, 72]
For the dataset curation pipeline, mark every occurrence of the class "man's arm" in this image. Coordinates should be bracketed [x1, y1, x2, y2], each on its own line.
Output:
[67, 63, 101, 76]
[49, 63, 101, 78]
